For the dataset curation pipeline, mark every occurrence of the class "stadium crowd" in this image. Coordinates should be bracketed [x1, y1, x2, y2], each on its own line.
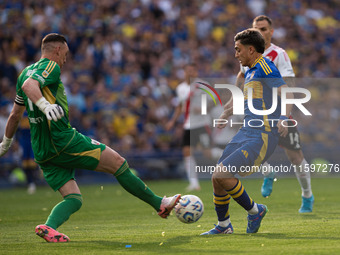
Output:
[0, 0, 339, 179]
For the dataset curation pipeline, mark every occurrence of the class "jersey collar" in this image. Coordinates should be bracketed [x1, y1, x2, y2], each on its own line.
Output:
[251, 55, 264, 68]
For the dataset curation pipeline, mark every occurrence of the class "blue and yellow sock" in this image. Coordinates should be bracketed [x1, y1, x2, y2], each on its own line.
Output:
[227, 179, 254, 211]
[214, 193, 231, 222]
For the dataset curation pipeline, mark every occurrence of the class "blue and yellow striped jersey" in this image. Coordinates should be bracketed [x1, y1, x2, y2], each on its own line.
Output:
[243, 56, 286, 134]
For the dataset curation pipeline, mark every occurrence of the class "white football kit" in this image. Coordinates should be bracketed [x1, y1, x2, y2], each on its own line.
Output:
[176, 81, 211, 130]
[240, 43, 295, 77]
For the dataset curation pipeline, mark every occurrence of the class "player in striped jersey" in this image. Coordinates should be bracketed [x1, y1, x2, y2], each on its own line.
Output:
[239, 15, 314, 213]
[0, 33, 180, 242]
[202, 29, 293, 235]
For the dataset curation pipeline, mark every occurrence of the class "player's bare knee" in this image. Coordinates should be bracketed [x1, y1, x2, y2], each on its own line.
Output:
[287, 151, 304, 165]
[96, 148, 126, 174]
[285, 148, 304, 165]
[107, 156, 125, 175]
[212, 169, 220, 181]
[212, 172, 227, 185]
[114, 155, 126, 171]
[212, 167, 233, 180]
[212, 175, 223, 191]
[211, 172, 218, 183]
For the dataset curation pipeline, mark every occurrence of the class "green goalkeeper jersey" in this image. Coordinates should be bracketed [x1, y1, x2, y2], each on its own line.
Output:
[16, 58, 75, 163]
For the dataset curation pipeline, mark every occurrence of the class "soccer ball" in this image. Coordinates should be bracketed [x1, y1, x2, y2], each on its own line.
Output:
[175, 195, 204, 223]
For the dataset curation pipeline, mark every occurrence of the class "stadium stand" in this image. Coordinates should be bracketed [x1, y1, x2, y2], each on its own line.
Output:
[0, 0, 339, 184]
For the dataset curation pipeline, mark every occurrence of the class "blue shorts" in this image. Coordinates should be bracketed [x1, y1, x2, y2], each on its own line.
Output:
[20, 137, 34, 160]
[218, 129, 278, 177]
[18, 129, 34, 160]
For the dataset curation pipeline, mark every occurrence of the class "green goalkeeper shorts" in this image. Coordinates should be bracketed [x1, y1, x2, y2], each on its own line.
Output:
[38, 131, 106, 191]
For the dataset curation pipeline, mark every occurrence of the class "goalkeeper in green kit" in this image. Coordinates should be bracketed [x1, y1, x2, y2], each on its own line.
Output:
[0, 33, 180, 243]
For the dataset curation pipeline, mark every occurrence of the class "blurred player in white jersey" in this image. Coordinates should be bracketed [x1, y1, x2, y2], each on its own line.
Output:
[237, 15, 314, 213]
[166, 63, 211, 191]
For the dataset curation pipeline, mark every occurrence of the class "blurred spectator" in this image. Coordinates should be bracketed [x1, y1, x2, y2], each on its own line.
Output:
[67, 81, 87, 112]
[112, 108, 138, 138]
[0, 0, 339, 178]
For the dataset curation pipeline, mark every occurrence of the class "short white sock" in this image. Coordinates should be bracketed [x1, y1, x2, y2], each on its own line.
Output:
[261, 162, 273, 177]
[218, 218, 231, 227]
[295, 158, 312, 198]
[184, 156, 199, 187]
[247, 203, 259, 215]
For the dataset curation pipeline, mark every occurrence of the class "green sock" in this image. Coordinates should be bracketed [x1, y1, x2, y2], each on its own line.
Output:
[114, 161, 162, 211]
[45, 193, 83, 229]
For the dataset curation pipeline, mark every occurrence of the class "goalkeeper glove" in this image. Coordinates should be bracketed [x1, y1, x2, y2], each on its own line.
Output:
[0, 135, 13, 157]
[35, 97, 64, 122]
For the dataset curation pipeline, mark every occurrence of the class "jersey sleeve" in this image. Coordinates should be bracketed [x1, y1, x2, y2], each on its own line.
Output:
[14, 94, 25, 106]
[255, 59, 286, 88]
[275, 51, 295, 77]
[176, 84, 189, 104]
[264, 67, 286, 88]
[30, 60, 61, 88]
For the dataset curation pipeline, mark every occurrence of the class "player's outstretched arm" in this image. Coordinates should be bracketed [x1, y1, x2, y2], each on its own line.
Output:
[0, 103, 25, 157]
[282, 77, 295, 88]
[216, 107, 233, 129]
[22, 78, 64, 122]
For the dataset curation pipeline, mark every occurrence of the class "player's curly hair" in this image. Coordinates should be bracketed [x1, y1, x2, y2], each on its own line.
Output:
[234, 29, 265, 54]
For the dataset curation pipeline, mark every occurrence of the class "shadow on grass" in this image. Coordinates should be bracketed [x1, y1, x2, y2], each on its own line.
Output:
[248, 233, 340, 241]
[66, 232, 340, 254]
[197, 231, 340, 242]
[74, 235, 241, 254]
[298, 213, 321, 219]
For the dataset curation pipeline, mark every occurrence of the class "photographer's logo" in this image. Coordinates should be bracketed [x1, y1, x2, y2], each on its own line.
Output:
[198, 82, 311, 128]
[196, 82, 222, 115]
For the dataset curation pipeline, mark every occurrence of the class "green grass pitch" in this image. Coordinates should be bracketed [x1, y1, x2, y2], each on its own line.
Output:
[1, 177, 340, 254]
